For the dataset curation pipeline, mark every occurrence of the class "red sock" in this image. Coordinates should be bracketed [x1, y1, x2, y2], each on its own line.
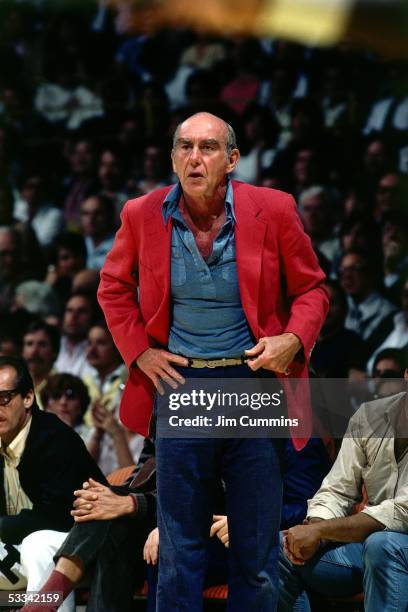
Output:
[21, 569, 74, 612]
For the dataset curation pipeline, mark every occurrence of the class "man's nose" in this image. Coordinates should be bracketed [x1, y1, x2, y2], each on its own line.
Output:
[189, 146, 201, 164]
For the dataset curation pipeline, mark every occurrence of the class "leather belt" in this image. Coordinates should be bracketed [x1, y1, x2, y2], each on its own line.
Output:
[187, 356, 246, 368]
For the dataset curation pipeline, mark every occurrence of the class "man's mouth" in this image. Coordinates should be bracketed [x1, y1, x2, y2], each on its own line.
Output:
[188, 172, 204, 179]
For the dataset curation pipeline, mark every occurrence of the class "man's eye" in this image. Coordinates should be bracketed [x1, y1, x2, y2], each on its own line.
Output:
[203, 145, 214, 151]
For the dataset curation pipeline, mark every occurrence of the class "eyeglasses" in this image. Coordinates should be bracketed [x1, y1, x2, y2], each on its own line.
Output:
[50, 388, 79, 401]
[0, 389, 20, 406]
[373, 369, 402, 379]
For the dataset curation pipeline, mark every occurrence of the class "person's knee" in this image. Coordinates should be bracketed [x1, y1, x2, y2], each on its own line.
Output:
[363, 531, 401, 569]
[21, 530, 68, 570]
[21, 530, 52, 564]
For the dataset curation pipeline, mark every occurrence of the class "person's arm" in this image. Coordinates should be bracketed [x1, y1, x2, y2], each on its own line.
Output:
[284, 513, 384, 564]
[90, 401, 134, 468]
[306, 424, 367, 521]
[97, 199, 150, 369]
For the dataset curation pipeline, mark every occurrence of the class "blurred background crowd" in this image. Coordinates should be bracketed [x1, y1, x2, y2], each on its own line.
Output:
[0, 0, 407, 475]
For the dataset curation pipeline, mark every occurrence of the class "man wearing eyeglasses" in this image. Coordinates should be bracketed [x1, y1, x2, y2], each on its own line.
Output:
[0, 355, 104, 598]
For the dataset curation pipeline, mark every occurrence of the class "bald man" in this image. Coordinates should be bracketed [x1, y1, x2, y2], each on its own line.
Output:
[98, 112, 329, 611]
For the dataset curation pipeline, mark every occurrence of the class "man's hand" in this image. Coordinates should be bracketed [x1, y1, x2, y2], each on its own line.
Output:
[136, 348, 188, 395]
[244, 333, 302, 373]
[284, 524, 321, 562]
[143, 527, 159, 565]
[71, 478, 135, 522]
[210, 515, 229, 548]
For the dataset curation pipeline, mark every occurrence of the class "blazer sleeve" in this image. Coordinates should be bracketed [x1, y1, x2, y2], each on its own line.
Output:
[278, 194, 329, 360]
[98, 200, 150, 368]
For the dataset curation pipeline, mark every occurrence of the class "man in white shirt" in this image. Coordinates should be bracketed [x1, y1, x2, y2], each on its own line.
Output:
[54, 292, 95, 379]
[279, 376, 408, 612]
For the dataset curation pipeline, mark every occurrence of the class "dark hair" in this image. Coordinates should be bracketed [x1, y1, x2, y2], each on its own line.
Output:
[54, 232, 87, 263]
[41, 373, 90, 423]
[373, 348, 407, 374]
[66, 290, 102, 325]
[24, 320, 61, 356]
[82, 193, 116, 227]
[0, 355, 34, 397]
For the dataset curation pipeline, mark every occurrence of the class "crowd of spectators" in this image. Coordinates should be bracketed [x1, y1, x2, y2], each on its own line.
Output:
[0, 1, 407, 473]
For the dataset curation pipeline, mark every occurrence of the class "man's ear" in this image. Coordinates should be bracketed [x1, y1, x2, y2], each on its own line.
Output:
[23, 389, 35, 410]
[226, 148, 240, 175]
[404, 369, 408, 381]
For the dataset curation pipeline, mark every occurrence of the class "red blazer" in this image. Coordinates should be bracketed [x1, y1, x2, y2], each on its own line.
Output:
[98, 180, 329, 449]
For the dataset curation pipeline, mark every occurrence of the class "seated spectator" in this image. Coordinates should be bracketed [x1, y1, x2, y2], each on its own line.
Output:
[45, 232, 87, 305]
[84, 322, 144, 474]
[41, 373, 90, 440]
[298, 185, 340, 264]
[134, 144, 170, 195]
[71, 269, 100, 296]
[63, 139, 98, 229]
[34, 56, 103, 131]
[0, 226, 25, 313]
[311, 280, 367, 378]
[381, 211, 408, 305]
[0, 332, 21, 357]
[54, 292, 96, 379]
[373, 172, 403, 223]
[337, 213, 380, 260]
[20, 438, 156, 612]
[13, 172, 64, 247]
[97, 147, 129, 221]
[367, 276, 408, 374]
[79, 194, 115, 271]
[339, 250, 396, 351]
[22, 321, 60, 408]
[278, 366, 408, 611]
[232, 103, 278, 184]
[0, 355, 104, 592]
[371, 348, 407, 399]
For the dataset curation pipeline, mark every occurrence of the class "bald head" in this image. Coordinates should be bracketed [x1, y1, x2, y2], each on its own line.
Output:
[172, 113, 237, 156]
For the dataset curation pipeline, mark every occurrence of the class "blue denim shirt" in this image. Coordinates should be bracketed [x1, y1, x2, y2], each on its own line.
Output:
[162, 182, 254, 358]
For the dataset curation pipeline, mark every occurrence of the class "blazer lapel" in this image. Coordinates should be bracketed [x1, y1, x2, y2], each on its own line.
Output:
[233, 181, 266, 338]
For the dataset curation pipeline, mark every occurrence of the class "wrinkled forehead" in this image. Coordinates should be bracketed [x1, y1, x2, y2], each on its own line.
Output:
[176, 116, 228, 145]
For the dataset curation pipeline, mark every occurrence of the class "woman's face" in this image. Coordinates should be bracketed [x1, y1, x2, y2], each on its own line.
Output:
[46, 388, 82, 427]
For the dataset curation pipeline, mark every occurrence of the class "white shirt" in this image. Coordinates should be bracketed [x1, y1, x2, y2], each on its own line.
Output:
[85, 235, 115, 271]
[345, 292, 396, 341]
[54, 337, 93, 379]
[14, 199, 64, 247]
[367, 311, 408, 374]
[308, 392, 408, 533]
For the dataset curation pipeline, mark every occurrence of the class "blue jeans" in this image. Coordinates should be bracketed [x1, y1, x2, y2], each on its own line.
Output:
[147, 536, 228, 612]
[155, 364, 283, 611]
[278, 530, 408, 612]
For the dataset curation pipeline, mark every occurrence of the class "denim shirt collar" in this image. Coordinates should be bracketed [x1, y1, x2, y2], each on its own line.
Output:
[162, 177, 235, 225]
